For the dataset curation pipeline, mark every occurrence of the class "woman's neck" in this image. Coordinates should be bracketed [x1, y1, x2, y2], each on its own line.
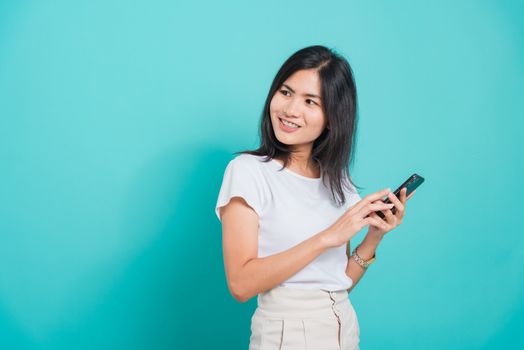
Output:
[274, 153, 320, 178]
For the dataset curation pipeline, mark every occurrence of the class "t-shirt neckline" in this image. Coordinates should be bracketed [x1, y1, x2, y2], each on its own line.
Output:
[270, 158, 323, 181]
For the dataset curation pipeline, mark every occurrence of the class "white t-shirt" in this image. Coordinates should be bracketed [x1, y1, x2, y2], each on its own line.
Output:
[215, 153, 361, 292]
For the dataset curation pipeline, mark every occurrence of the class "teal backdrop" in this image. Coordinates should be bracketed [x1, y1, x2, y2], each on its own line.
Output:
[1, 0, 522, 349]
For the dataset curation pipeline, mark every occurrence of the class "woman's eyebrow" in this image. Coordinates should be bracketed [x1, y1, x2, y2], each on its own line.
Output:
[282, 83, 321, 99]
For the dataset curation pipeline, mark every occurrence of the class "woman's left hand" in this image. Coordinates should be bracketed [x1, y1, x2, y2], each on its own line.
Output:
[367, 188, 416, 238]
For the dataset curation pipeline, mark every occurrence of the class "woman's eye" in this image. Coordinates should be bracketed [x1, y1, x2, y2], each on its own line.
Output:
[280, 89, 290, 96]
[306, 99, 317, 106]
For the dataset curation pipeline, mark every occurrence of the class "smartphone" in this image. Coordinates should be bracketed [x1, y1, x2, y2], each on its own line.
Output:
[375, 173, 425, 219]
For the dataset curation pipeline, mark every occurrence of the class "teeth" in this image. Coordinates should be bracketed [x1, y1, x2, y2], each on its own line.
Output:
[281, 119, 299, 128]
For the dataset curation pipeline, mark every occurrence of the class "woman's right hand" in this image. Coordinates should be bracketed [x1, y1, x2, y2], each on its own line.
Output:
[322, 188, 395, 248]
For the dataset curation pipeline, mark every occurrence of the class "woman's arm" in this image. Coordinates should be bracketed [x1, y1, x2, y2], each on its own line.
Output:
[221, 197, 333, 303]
[345, 231, 383, 293]
[345, 188, 415, 293]
[220, 190, 395, 302]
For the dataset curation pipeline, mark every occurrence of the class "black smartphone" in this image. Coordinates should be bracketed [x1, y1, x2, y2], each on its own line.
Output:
[375, 173, 425, 219]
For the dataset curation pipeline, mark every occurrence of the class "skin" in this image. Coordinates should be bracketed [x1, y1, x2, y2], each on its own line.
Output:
[269, 68, 325, 178]
[220, 68, 417, 302]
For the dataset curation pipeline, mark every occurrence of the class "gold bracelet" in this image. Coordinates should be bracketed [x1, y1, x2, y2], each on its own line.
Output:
[351, 244, 376, 269]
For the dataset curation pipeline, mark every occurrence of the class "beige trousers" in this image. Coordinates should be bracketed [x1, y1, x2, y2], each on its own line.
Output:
[249, 286, 360, 350]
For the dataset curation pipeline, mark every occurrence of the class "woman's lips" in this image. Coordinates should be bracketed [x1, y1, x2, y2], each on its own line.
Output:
[278, 118, 301, 133]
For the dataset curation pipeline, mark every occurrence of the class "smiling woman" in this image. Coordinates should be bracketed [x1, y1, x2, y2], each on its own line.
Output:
[250, 46, 360, 205]
[215, 45, 413, 350]
[272, 70, 327, 145]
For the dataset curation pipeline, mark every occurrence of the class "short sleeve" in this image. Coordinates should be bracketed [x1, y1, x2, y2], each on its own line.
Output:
[215, 156, 266, 222]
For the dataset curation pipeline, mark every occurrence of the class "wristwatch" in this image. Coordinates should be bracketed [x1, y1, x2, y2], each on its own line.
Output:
[351, 245, 376, 269]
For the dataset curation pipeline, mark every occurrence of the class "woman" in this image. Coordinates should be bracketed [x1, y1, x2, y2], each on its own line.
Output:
[215, 45, 415, 350]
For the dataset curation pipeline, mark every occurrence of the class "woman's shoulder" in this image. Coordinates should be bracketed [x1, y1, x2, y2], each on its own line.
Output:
[231, 153, 271, 167]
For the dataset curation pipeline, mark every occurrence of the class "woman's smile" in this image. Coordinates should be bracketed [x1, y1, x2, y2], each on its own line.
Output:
[279, 118, 302, 132]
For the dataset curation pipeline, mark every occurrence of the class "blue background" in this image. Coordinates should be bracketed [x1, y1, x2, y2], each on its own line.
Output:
[1, 0, 522, 348]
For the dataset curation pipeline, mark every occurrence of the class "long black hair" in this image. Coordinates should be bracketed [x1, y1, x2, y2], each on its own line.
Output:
[235, 45, 360, 207]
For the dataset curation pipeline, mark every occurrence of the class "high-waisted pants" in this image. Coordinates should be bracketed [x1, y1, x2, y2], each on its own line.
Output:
[248, 286, 360, 350]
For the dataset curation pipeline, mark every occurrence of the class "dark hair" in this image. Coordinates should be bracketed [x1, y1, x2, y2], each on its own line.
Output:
[235, 45, 360, 207]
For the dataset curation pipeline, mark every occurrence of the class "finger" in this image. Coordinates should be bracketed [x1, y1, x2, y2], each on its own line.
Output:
[369, 211, 393, 228]
[382, 208, 397, 224]
[364, 215, 388, 230]
[400, 187, 407, 203]
[387, 190, 405, 216]
[397, 188, 408, 218]
[349, 188, 391, 214]
[369, 211, 386, 224]
[360, 202, 395, 218]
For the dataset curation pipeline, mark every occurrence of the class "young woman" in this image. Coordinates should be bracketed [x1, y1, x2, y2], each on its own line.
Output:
[215, 45, 415, 350]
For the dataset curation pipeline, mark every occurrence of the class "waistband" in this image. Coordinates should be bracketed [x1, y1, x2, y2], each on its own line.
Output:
[255, 286, 350, 319]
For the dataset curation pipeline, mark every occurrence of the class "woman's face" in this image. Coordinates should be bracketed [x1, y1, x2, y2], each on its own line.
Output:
[269, 69, 327, 153]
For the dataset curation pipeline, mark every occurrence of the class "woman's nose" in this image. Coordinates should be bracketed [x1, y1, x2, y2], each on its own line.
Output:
[284, 97, 302, 117]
